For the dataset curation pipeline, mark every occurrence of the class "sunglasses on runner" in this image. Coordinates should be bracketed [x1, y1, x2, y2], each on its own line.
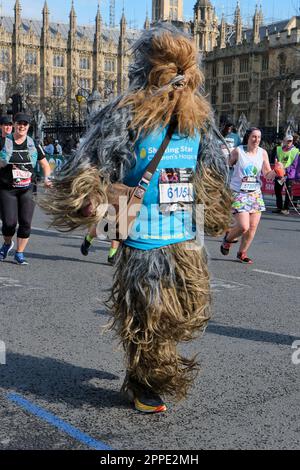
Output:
[16, 121, 29, 126]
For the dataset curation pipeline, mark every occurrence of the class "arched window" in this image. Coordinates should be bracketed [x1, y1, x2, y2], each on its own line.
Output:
[154, 0, 162, 21]
[25, 50, 37, 66]
[278, 53, 286, 75]
[53, 54, 64, 68]
[170, 0, 178, 20]
[79, 57, 90, 70]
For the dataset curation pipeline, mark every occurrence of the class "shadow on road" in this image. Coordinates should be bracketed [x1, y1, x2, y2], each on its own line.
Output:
[210, 258, 242, 264]
[270, 228, 300, 233]
[207, 322, 299, 346]
[263, 215, 300, 223]
[94, 309, 111, 317]
[0, 353, 126, 409]
[31, 229, 111, 251]
[25, 252, 106, 265]
[60, 243, 108, 253]
[31, 228, 80, 239]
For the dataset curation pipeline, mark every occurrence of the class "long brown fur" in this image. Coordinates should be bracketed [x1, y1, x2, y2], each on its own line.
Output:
[110, 241, 211, 400]
[40, 26, 230, 403]
[120, 32, 210, 138]
[40, 167, 108, 231]
[194, 166, 233, 237]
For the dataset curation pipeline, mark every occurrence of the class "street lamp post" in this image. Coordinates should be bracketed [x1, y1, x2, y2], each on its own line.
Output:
[276, 91, 281, 138]
[75, 90, 85, 127]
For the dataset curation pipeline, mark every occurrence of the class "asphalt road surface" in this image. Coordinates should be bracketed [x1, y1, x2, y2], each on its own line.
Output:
[0, 201, 299, 451]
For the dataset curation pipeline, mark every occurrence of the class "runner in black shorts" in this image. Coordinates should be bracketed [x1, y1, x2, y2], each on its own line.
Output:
[0, 113, 52, 265]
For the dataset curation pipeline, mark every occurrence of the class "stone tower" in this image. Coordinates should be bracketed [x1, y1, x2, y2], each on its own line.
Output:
[193, 0, 219, 52]
[152, 0, 184, 22]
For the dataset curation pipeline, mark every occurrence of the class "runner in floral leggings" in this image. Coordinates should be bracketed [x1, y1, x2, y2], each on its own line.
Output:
[220, 127, 284, 264]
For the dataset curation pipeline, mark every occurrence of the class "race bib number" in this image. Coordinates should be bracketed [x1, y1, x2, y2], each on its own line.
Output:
[241, 177, 260, 192]
[160, 183, 193, 203]
[159, 168, 194, 212]
[12, 168, 32, 188]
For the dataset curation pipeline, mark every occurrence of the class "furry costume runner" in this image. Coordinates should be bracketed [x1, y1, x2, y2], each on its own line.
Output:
[110, 240, 210, 400]
[41, 24, 232, 412]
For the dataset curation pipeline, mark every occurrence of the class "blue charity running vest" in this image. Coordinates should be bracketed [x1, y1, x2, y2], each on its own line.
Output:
[123, 126, 201, 250]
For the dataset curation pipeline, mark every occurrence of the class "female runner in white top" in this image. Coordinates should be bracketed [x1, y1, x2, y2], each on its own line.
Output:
[220, 128, 284, 264]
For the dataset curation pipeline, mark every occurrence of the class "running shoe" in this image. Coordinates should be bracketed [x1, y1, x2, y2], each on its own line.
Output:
[220, 234, 232, 256]
[0, 241, 14, 261]
[107, 246, 119, 265]
[14, 252, 29, 265]
[272, 209, 282, 213]
[121, 378, 167, 413]
[80, 236, 92, 256]
[237, 252, 253, 264]
[107, 253, 117, 265]
[281, 209, 289, 215]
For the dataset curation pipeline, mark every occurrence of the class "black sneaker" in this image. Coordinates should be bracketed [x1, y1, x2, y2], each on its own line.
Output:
[220, 234, 232, 256]
[80, 236, 91, 256]
[121, 377, 167, 413]
[272, 209, 282, 213]
[107, 253, 117, 265]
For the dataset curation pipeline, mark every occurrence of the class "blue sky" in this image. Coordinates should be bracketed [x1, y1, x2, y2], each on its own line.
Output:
[1, 0, 299, 28]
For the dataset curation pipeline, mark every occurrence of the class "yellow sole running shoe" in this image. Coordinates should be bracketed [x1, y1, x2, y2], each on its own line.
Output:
[121, 379, 167, 413]
[134, 397, 167, 414]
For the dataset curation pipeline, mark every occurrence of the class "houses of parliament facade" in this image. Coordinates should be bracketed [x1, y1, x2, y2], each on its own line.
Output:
[0, 0, 299, 128]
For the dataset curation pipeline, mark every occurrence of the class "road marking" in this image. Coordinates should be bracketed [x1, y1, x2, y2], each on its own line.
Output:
[7, 393, 112, 450]
[253, 269, 300, 281]
[211, 278, 249, 292]
[0, 277, 42, 291]
[31, 226, 110, 245]
[0, 277, 23, 289]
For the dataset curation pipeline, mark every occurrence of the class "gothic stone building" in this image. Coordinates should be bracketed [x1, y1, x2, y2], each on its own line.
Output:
[0, 1, 140, 120]
[155, 0, 300, 129]
[1, 0, 300, 129]
[197, 1, 300, 130]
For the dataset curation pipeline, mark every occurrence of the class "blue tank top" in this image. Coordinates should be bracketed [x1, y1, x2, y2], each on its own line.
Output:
[123, 126, 201, 250]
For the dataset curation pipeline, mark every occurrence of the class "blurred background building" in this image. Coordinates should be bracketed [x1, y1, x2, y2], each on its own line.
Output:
[0, 0, 299, 134]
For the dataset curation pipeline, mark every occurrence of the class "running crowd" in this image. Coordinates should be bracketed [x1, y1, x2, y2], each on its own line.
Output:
[0, 114, 299, 266]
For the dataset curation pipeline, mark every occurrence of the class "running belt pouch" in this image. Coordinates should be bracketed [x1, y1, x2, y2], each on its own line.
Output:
[104, 120, 177, 240]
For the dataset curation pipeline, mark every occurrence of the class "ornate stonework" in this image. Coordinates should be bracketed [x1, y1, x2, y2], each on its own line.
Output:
[0, 1, 299, 128]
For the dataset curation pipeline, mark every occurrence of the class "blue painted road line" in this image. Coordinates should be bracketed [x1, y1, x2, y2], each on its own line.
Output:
[7, 393, 112, 450]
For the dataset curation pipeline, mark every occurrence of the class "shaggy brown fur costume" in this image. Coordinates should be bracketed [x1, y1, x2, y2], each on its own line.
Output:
[41, 24, 232, 406]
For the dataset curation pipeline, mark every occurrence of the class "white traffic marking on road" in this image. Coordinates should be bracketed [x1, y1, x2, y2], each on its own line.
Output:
[253, 269, 300, 281]
[0, 277, 43, 291]
[0, 277, 23, 289]
[211, 278, 249, 292]
[31, 226, 110, 245]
